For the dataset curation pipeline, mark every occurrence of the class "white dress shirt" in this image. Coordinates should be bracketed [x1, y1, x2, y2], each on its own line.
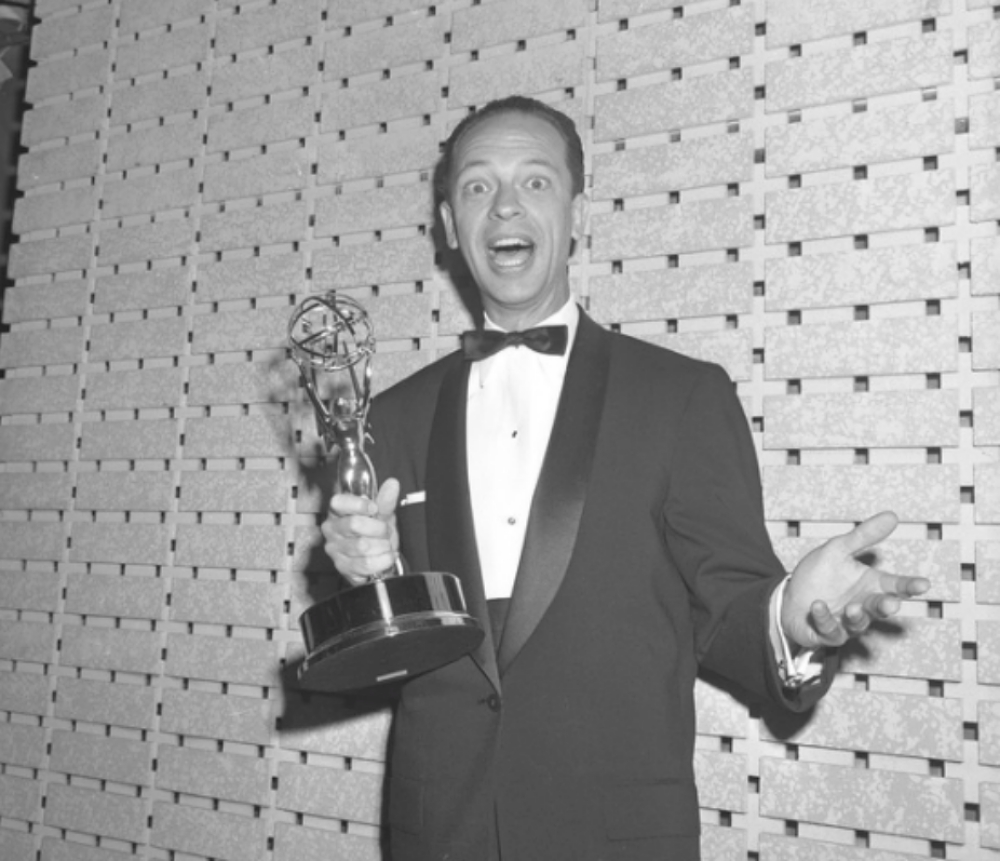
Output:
[466, 300, 579, 600]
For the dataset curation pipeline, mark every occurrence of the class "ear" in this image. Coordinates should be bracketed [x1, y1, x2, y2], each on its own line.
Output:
[439, 199, 459, 250]
[570, 192, 586, 243]
[569, 192, 586, 257]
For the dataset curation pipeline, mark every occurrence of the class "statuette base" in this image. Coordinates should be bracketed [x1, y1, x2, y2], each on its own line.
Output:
[298, 572, 484, 693]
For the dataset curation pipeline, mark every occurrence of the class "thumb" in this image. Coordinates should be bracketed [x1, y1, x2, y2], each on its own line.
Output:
[375, 477, 401, 521]
[839, 510, 898, 556]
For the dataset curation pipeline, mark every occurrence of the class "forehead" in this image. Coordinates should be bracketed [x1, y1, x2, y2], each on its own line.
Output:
[450, 111, 571, 174]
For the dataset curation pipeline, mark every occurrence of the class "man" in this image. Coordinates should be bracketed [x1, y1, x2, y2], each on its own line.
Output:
[322, 96, 930, 860]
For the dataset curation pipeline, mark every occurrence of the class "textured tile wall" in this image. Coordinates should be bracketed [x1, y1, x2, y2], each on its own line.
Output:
[0, 0, 997, 859]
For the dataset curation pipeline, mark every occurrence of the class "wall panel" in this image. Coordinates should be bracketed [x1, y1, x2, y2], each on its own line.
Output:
[0, 0, 996, 859]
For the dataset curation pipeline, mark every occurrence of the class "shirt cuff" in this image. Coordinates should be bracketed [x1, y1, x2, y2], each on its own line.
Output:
[769, 575, 826, 689]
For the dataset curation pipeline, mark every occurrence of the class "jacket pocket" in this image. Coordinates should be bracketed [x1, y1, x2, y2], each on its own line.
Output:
[395, 499, 429, 572]
[388, 774, 423, 835]
[603, 779, 700, 840]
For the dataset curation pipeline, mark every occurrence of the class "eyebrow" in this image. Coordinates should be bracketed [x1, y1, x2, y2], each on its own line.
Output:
[456, 157, 561, 174]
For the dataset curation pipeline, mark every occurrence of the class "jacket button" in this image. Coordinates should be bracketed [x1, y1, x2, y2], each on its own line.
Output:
[485, 694, 501, 712]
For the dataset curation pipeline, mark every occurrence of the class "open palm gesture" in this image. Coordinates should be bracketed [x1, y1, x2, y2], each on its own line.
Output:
[781, 511, 931, 650]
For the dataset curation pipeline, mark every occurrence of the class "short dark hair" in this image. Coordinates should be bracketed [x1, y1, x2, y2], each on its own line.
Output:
[435, 96, 585, 200]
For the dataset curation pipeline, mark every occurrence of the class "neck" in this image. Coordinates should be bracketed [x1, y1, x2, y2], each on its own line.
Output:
[483, 295, 573, 333]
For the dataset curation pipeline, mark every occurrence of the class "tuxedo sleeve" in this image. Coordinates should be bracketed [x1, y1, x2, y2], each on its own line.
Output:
[660, 362, 835, 711]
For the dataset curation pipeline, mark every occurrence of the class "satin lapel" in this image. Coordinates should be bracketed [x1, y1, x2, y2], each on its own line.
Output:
[425, 356, 501, 693]
[497, 313, 612, 675]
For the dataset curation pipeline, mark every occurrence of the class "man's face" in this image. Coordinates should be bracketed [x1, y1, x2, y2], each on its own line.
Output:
[440, 111, 585, 330]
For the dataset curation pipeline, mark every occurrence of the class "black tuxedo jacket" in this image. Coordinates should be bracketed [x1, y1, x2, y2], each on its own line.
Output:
[365, 310, 832, 861]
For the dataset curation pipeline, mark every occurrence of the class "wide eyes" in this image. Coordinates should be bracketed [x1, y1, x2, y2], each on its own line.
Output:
[460, 175, 552, 197]
[463, 179, 490, 196]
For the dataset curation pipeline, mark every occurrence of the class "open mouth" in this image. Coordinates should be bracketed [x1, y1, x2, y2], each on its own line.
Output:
[488, 236, 535, 269]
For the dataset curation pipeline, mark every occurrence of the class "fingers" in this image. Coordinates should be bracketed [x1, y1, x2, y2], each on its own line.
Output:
[795, 514, 931, 647]
[879, 572, 931, 598]
[375, 477, 401, 521]
[321, 515, 393, 575]
[329, 491, 378, 519]
[329, 479, 400, 523]
[810, 597, 893, 646]
[861, 591, 899, 620]
[837, 510, 899, 556]
[323, 536, 395, 584]
[811, 591, 910, 646]
[847, 573, 929, 630]
[844, 602, 870, 633]
[808, 600, 847, 647]
[322, 481, 400, 584]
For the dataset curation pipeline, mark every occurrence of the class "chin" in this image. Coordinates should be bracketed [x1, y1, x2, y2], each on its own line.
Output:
[487, 287, 546, 310]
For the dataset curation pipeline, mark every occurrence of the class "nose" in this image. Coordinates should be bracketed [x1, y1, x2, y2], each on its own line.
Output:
[490, 183, 522, 220]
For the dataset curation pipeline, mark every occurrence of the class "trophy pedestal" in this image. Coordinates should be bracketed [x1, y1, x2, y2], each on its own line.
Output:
[298, 572, 484, 693]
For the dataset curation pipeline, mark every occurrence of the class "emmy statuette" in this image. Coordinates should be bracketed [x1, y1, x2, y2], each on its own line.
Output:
[289, 293, 484, 693]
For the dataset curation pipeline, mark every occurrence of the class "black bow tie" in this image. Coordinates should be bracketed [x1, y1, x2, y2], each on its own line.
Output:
[461, 325, 569, 361]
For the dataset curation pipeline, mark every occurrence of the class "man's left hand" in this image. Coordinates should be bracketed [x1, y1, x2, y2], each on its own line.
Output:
[781, 511, 931, 650]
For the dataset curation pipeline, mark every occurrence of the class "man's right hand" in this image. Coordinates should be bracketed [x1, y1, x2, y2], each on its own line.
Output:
[321, 478, 401, 586]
